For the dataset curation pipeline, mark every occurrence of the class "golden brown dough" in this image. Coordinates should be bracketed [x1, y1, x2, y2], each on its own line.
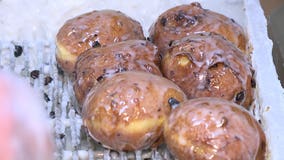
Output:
[82, 71, 186, 151]
[56, 10, 145, 73]
[164, 98, 266, 160]
[149, 2, 248, 56]
[74, 40, 162, 105]
[161, 32, 254, 108]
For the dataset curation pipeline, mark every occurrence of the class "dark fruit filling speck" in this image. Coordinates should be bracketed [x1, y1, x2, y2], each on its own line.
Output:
[14, 45, 23, 57]
[49, 111, 55, 119]
[160, 17, 167, 26]
[235, 91, 245, 102]
[44, 76, 53, 85]
[168, 97, 180, 108]
[44, 93, 50, 102]
[30, 70, 40, 79]
[92, 41, 101, 48]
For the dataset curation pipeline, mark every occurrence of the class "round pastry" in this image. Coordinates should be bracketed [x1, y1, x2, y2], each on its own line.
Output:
[149, 2, 248, 56]
[0, 71, 53, 160]
[74, 40, 162, 105]
[82, 71, 186, 151]
[161, 32, 254, 108]
[164, 97, 266, 160]
[56, 10, 145, 73]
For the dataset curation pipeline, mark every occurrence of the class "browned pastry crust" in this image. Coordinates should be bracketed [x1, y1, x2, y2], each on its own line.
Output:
[56, 10, 145, 73]
[164, 98, 266, 160]
[149, 2, 248, 56]
[161, 32, 254, 108]
[74, 40, 162, 105]
[82, 71, 186, 151]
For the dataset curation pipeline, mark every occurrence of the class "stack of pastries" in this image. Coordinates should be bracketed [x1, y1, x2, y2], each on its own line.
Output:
[56, 2, 266, 159]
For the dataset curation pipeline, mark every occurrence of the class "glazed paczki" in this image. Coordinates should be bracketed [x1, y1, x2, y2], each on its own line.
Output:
[74, 40, 162, 105]
[161, 32, 254, 108]
[82, 71, 186, 151]
[164, 98, 266, 160]
[149, 2, 248, 56]
[56, 10, 145, 73]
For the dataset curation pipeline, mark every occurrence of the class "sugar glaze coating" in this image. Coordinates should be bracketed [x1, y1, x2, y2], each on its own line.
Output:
[74, 40, 162, 105]
[164, 98, 266, 160]
[56, 10, 145, 73]
[82, 71, 186, 151]
[149, 2, 248, 56]
[161, 32, 254, 108]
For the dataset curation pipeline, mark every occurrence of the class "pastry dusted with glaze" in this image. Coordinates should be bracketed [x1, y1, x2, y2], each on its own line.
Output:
[164, 98, 266, 160]
[161, 32, 254, 108]
[149, 2, 248, 56]
[82, 71, 186, 151]
[56, 10, 145, 73]
[74, 40, 162, 105]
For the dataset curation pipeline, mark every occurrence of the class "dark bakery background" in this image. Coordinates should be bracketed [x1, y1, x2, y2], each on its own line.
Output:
[261, 0, 284, 87]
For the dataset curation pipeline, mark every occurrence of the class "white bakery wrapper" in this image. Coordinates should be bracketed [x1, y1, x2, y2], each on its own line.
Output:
[0, 0, 283, 159]
[245, 1, 284, 159]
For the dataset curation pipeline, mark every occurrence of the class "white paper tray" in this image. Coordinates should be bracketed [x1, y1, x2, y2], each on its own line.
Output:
[0, 0, 283, 159]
